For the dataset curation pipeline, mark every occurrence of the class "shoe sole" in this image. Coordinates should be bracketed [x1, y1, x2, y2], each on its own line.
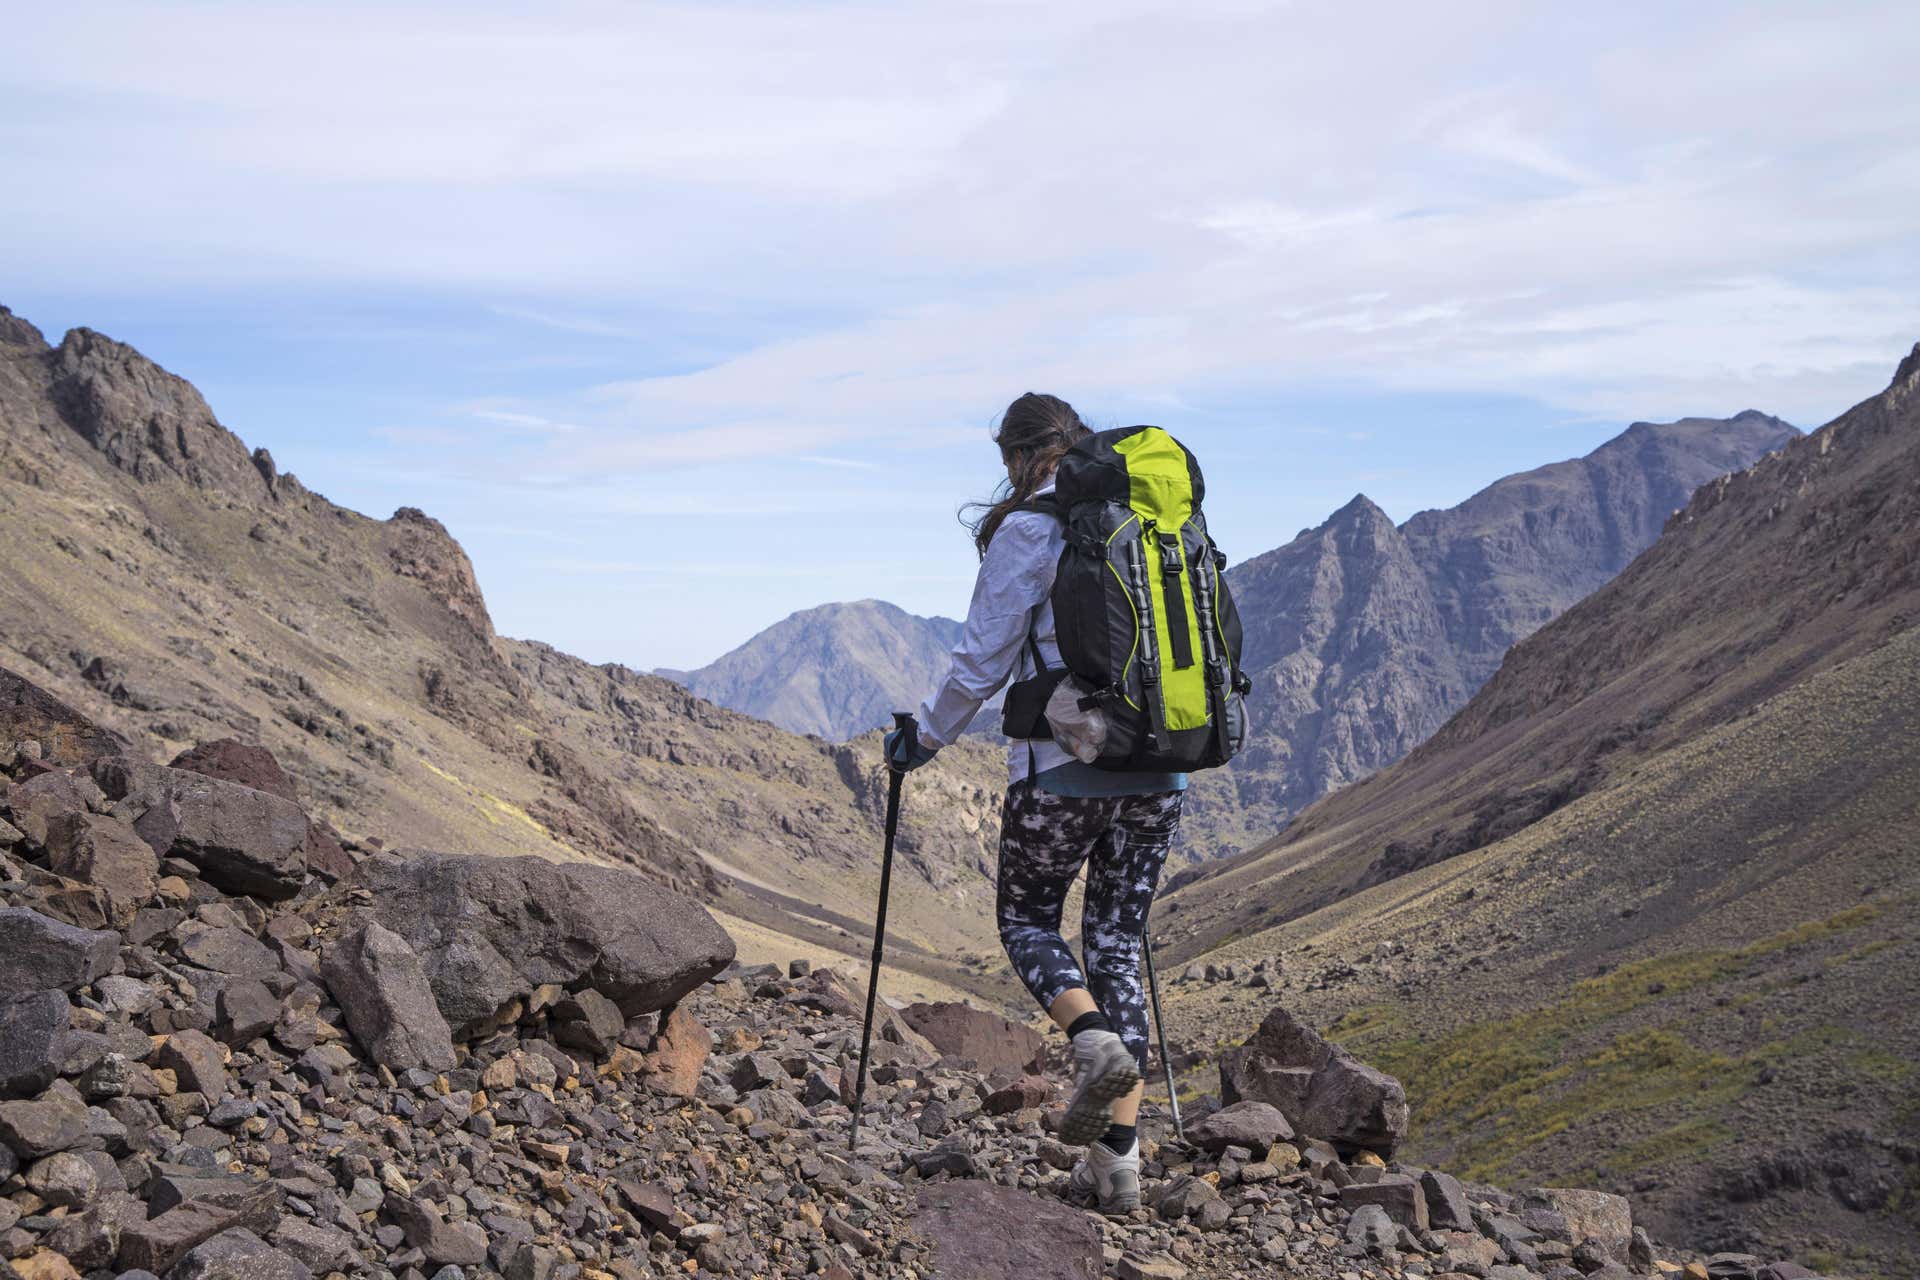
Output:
[1057, 1059, 1141, 1147]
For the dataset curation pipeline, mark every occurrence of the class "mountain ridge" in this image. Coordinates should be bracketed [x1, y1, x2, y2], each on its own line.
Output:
[1176, 409, 1800, 857]
[1156, 342, 1920, 1273]
[657, 598, 967, 741]
[0, 302, 1022, 1009]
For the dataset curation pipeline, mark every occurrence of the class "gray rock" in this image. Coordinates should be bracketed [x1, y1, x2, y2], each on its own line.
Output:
[45, 811, 159, 927]
[906, 1181, 1103, 1279]
[385, 1192, 490, 1266]
[1153, 1174, 1222, 1220]
[94, 975, 159, 1017]
[1341, 1176, 1429, 1230]
[507, 1243, 565, 1280]
[552, 988, 625, 1057]
[94, 759, 310, 899]
[899, 1001, 1047, 1074]
[46, 1190, 138, 1270]
[1346, 1203, 1398, 1251]
[216, 977, 280, 1046]
[26, 1149, 100, 1206]
[270, 1218, 356, 1272]
[0, 988, 71, 1097]
[1189, 1099, 1294, 1155]
[0, 1080, 88, 1156]
[0, 906, 119, 997]
[177, 923, 281, 977]
[1421, 1168, 1476, 1232]
[729, 1052, 787, 1094]
[173, 1227, 314, 1280]
[147, 1166, 286, 1222]
[155, 1028, 231, 1099]
[910, 1138, 979, 1178]
[1630, 1227, 1657, 1272]
[321, 921, 457, 1072]
[1218, 1005, 1408, 1156]
[1527, 1187, 1632, 1263]
[352, 852, 735, 1036]
[4, 767, 107, 846]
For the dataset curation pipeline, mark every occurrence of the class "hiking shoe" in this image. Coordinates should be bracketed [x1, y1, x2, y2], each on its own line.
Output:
[1059, 1030, 1140, 1146]
[1068, 1139, 1141, 1216]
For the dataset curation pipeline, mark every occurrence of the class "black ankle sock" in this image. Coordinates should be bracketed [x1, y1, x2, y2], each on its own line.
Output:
[1102, 1122, 1136, 1151]
[1066, 1010, 1111, 1039]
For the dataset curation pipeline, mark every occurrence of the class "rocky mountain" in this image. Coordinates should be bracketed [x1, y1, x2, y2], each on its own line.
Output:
[1178, 413, 1800, 858]
[658, 601, 965, 742]
[1156, 346, 1920, 1273]
[0, 693, 1826, 1280]
[0, 304, 1018, 1007]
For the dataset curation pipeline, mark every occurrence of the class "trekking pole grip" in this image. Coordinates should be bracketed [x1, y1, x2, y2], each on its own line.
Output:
[889, 711, 918, 772]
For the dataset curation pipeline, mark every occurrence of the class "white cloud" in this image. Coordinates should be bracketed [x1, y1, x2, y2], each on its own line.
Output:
[3, 0, 1917, 455]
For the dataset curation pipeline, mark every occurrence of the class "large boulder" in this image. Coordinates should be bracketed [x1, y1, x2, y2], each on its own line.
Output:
[0, 907, 119, 998]
[351, 852, 734, 1037]
[0, 666, 127, 767]
[1218, 1005, 1409, 1157]
[901, 1002, 1047, 1074]
[907, 1182, 1103, 1279]
[168, 740, 353, 880]
[45, 813, 158, 927]
[321, 922, 457, 1072]
[92, 759, 308, 899]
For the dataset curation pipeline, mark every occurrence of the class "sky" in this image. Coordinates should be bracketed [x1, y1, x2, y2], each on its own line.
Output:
[4, 2, 1917, 670]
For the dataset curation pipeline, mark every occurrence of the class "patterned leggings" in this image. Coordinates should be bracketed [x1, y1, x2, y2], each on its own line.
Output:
[995, 781, 1186, 1072]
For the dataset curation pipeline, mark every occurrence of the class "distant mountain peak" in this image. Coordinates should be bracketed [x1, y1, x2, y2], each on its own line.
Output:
[1328, 492, 1392, 523]
[660, 600, 967, 740]
[1183, 410, 1801, 853]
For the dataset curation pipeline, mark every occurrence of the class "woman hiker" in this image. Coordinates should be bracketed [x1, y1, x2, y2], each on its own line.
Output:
[884, 392, 1189, 1217]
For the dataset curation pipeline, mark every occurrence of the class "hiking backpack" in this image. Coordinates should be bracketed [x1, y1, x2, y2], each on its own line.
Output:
[1003, 425, 1250, 772]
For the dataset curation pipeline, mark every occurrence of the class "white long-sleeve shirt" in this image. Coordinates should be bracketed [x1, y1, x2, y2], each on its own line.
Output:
[915, 481, 1073, 785]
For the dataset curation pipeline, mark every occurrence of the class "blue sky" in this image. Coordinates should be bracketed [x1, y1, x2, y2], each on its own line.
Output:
[5, 2, 1917, 670]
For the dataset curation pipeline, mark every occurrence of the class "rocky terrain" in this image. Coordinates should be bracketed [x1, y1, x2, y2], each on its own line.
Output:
[1153, 347, 1920, 1274]
[1179, 413, 1799, 857]
[0, 304, 1014, 1005]
[0, 680, 1829, 1280]
[657, 603, 967, 743]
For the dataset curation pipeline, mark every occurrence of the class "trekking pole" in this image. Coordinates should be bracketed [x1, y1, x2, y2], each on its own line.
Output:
[850, 711, 915, 1153]
[1142, 928, 1185, 1141]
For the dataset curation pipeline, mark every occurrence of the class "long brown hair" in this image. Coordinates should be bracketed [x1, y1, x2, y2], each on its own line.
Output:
[962, 392, 1090, 559]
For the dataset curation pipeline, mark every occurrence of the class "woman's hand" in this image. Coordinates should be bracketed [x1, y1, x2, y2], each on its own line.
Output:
[884, 727, 938, 772]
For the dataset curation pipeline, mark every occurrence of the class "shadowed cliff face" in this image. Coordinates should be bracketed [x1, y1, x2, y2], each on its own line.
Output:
[0, 303, 1017, 1005]
[1176, 411, 1799, 858]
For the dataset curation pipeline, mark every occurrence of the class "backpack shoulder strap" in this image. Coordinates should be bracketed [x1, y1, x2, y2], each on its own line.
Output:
[1011, 494, 1060, 519]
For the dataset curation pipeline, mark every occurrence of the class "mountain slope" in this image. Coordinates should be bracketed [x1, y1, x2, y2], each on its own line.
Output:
[1178, 412, 1799, 857]
[659, 599, 964, 741]
[0, 304, 1020, 1007]
[1158, 343, 1920, 1272]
